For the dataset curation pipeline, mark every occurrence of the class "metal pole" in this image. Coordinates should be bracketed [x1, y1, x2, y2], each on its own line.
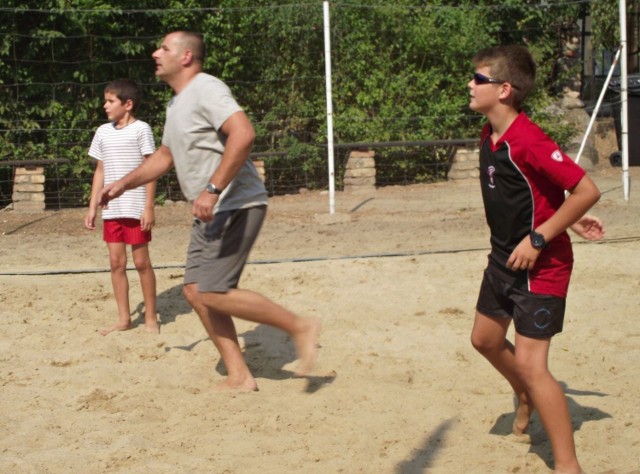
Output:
[574, 46, 622, 165]
[323, 1, 336, 214]
[620, 0, 630, 200]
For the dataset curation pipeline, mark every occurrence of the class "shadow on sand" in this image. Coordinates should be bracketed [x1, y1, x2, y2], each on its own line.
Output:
[139, 283, 335, 393]
[489, 382, 611, 469]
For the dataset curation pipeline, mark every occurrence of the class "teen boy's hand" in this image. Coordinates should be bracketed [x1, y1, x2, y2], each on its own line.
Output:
[570, 214, 605, 241]
[507, 237, 542, 271]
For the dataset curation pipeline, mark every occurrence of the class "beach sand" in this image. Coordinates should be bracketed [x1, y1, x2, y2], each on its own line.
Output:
[1, 164, 639, 473]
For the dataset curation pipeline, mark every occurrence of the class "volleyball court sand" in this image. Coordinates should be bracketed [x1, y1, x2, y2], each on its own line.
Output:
[1, 165, 639, 473]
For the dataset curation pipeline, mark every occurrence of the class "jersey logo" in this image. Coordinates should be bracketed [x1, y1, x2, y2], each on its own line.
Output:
[487, 165, 496, 189]
[551, 150, 563, 162]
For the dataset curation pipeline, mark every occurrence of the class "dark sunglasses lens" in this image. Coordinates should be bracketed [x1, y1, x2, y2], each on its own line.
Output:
[473, 73, 490, 85]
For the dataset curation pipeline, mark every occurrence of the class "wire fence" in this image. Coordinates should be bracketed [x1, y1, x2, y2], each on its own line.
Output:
[0, 141, 469, 210]
[1, 2, 635, 210]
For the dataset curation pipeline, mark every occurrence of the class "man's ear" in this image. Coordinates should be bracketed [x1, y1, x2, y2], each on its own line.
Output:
[181, 49, 194, 66]
[124, 99, 134, 111]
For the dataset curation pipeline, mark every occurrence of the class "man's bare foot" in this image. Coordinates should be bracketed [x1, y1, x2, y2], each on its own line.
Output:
[99, 321, 132, 336]
[293, 317, 321, 377]
[213, 377, 259, 392]
[513, 395, 535, 436]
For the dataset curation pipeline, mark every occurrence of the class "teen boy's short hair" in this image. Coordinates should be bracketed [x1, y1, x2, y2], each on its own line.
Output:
[105, 78, 141, 112]
[472, 45, 536, 109]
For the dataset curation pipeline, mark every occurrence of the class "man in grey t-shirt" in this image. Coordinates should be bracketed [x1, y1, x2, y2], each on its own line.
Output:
[100, 31, 320, 392]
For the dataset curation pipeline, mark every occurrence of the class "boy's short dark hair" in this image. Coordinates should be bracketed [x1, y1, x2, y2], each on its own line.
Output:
[472, 45, 536, 109]
[104, 78, 141, 113]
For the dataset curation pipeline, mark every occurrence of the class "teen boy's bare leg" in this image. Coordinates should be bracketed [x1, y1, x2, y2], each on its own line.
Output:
[183, 284, 320, 390]
[132, 243, 159, 333]
[515, 334, 582, 474]
[101, 242, 132, 335]
[470, 311, 534, 435]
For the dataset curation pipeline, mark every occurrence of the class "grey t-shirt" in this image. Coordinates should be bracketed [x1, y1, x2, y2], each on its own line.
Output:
[162, 72, 268, 212]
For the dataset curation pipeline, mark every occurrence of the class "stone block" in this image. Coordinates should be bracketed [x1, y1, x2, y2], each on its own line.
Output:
[14, 166, 44, 175]
[13, 201, 45, 212]
[346, 156, 375, 169]
[13, 183, 45, 193]
[344, 167, 376, 178]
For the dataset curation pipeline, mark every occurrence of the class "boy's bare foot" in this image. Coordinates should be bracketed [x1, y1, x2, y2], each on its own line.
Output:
[293, 317, 321, 377]
[144, 320, 160, 334]
[99, 321, 132, 336]
[513, 395, 535, 436]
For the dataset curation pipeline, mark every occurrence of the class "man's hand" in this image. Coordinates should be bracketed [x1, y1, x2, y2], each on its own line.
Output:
[191, 191, 218, 221]
[99, 181, 126, 208]
[570, 214, 605, 241]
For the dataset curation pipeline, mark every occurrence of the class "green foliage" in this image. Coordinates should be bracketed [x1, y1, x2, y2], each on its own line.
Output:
[590, 0, 622, 51]
[0, 1, 601, 206]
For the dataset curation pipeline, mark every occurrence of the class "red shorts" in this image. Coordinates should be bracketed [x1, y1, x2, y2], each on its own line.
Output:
[103, 218, 151, 245]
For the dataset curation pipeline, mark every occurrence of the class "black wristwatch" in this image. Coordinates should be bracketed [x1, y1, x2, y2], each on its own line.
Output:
[205, 182, 223, 195]
[529, 230, 548, 249]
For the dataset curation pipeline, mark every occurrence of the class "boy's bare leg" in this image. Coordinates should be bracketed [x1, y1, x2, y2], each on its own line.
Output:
[515, 334, 582, 474]
[471, 311, 534, 434]
[132, 244, 159, 333]
[101, 242, 132, 336]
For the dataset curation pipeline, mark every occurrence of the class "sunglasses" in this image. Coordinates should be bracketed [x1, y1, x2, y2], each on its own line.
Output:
[473, 72, 520, 90]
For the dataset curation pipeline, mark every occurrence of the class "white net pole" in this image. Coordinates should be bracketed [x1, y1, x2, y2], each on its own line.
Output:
[619, 0, 630, 200]
[323, 1, 336, 214]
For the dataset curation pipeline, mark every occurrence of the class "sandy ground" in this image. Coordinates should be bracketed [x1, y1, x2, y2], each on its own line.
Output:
[1, 164, 639, 474]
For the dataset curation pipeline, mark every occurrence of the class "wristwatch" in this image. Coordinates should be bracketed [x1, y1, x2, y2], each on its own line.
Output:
[205, 182, 223, 195]
[529, 230, 548, 249]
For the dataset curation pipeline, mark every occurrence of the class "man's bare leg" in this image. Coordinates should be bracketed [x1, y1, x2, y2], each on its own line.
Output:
[199, 287, 320, 376]
[471, 311, 534, 435]
[183, 284, 320, 389]
[184, 284, 257, 391]
[101, 242, 133, 336]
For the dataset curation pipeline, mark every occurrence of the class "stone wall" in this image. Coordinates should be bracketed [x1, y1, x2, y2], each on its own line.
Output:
[343, 150, 376, 192]
[447, 147, 480, 181]
[12, 166, 46, 212]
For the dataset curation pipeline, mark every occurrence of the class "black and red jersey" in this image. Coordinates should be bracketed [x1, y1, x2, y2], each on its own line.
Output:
[478, 111, 585, 297]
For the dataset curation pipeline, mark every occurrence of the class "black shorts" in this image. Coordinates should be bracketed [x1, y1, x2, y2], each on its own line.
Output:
[476, 264, 566, 339]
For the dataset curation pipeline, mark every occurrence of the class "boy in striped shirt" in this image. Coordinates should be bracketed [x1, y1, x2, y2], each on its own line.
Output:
[85, 79, 159, 335]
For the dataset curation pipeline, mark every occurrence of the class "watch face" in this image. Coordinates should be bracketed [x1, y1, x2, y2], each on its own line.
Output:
[531, 232, 546, 249]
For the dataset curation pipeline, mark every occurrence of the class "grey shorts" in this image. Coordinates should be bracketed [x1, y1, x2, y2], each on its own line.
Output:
[476, 264, 566, 339]
[184, 205, 267, 293]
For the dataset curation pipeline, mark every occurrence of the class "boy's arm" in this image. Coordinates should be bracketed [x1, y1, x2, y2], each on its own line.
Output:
[507, 174, 601, 271]
[140, 154, 157, 232]
[84, 160, 104, 230]
[100, 145, 173, 207]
